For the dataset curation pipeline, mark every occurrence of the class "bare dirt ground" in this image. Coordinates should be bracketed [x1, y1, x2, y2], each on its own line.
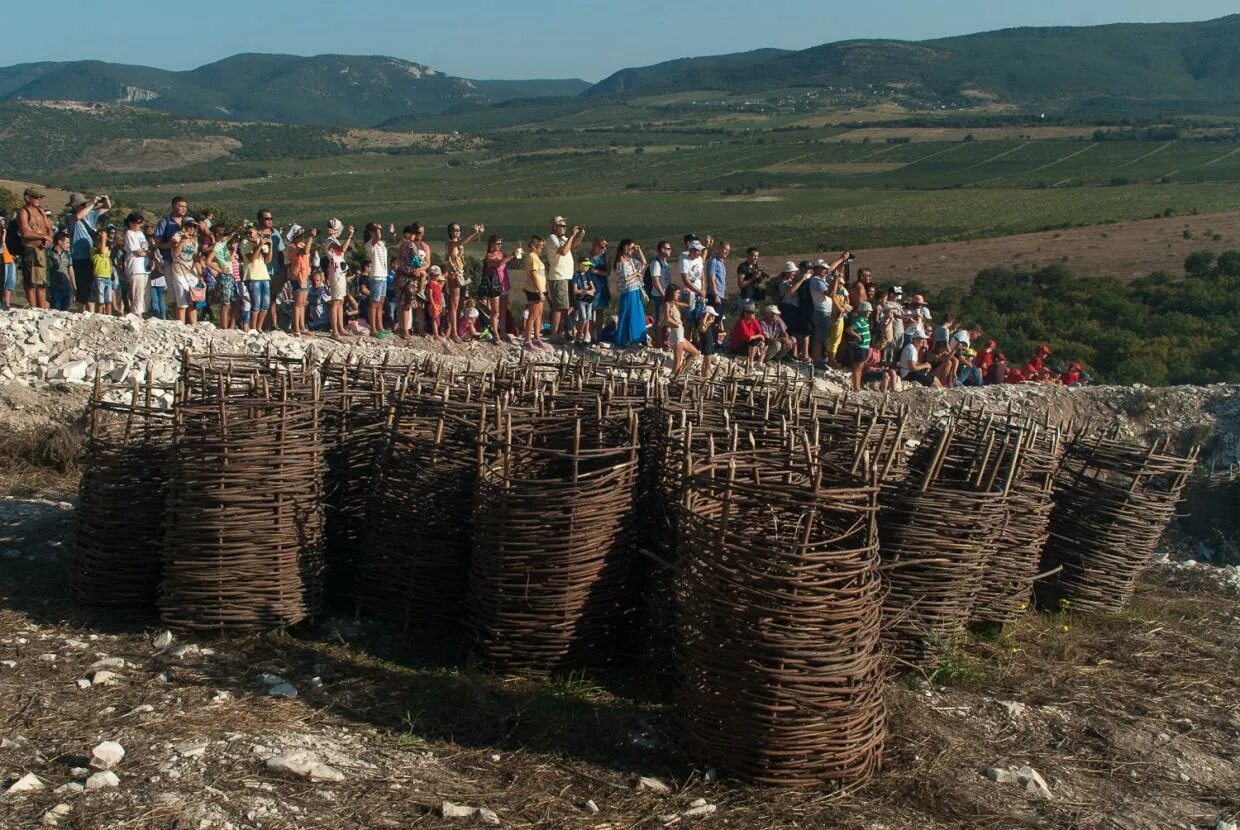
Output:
[81, 138, 243, 173]
[0, 494, 1236, 829]
[771, 210, 1240, 288]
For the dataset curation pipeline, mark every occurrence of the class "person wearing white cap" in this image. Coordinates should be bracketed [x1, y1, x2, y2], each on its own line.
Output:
[286, 224, 316, 337]
[760, 304, 793, 361]
[678, 235, 709, 326]
[546, 216, 586, 340]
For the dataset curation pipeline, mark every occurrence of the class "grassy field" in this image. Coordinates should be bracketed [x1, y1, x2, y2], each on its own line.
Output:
[6, 99, 1240, 261]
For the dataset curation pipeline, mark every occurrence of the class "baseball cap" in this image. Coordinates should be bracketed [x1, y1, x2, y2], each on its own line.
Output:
[579, 259, 593, 267]
[552, 215, 567, 225]
[765, 305, 781, 315]
[429, 265, 442, 276]
[813, 259, 829, 269]
[782, 261, 797, 274]
[964, 347, 977, 357]
[689, 241, 705, 251]
[952, 330, 971, 345]
[703, 306, 719, 318]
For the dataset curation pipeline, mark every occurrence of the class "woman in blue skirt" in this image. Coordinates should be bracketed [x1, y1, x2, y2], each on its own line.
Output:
[612, 239, 648, 349]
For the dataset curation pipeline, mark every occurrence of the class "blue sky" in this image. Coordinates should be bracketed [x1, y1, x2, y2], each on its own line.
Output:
[8, 0, 1237, 81]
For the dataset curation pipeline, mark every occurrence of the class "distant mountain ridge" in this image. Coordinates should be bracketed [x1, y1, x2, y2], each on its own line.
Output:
[0, 54, 590, 127]
[585, 15, 1240, 114]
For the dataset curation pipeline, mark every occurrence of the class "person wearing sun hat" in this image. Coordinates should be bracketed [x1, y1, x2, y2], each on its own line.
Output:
[775, 260, 809, 360]
[16, 186, 54, 308]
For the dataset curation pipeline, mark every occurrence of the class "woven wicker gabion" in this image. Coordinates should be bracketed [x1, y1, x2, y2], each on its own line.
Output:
[159, 391, 325, 632]
[879, 410, 1024, 665]
[70, 382, 175, 608]
[465, 413, 641, 675]
[674, 447, 886, 788]
[972, 423, 1066, 625]
[1036, 435, 1198, 614]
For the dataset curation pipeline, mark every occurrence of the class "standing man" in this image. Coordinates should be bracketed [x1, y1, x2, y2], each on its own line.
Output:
[807, 260, 833, 368]
[155, 197, 188, 315]
[16, 188, 54, 309]
[736, 247, 766, 305]
[546, 216, 584, 341]
[645, 240, 673, 348]
[66, 192, 111, 311]
[705, 241, 730, 311]
[679, 238, 708, 327]
[256, 208, 286, 331]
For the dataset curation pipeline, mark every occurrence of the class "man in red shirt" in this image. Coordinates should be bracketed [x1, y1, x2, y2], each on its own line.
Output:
[1024, 343, 1051, 380]
[729, 303, 766, 362]
[1060, 362, 1083, 386]
[974, 339, 997, 373]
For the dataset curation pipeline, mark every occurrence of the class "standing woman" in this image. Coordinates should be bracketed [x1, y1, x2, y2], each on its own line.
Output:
[243, 224, 274, 332]
[478, 234, 514, 343]
[123, 212, 151, 317]
[661, 284, 698, 375]
[587, 236, 609, 343]
[612, 239, 647, 348]
[210, 225, 234, 329]
[286, 224, 315, 337]
[445, 222, 483, 340]
[145, 224, 168, 320]
[364, 222, 388, 336]
[170, 224, 200, 325]
[324, 220, 353, 339]
[522, 234, 547, 348]
[827, 267, 851, 367]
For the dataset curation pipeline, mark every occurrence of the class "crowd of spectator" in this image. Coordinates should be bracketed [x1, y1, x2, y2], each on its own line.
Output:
[1, 189, 1091, 391]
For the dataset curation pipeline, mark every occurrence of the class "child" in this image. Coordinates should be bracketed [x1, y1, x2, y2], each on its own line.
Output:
[87, 232, 113, 314]
[458, 304, 481, 340]
[307, 269, 330, 330]
[146, 226, 168, 320]
[323, 223, 352, 339]
[662, 284, 698, 375]
[695, 306, 724, 377]
[427, 265, 446, 339]
[571, 259, 596, 344]
[47, 232, 74, 312]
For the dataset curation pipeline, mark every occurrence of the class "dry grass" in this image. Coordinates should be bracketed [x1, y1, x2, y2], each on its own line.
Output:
[0, 424, 80, 498]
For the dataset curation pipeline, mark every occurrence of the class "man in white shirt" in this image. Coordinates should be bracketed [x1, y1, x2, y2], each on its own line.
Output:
[679, 238, 707, 326]
[898, 331, 937, 387]
[546, 215, 585, 340]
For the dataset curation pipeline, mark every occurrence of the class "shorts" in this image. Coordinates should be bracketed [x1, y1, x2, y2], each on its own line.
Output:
[573, 303, 592, 324]
[547, 279, 570, 311]
[171, 274, 192, 308]
[852, 346, 869, 364]
[902, 369, 933, 387]
[697, 332, 718, 356]
[92, 277, 113, 305]
[329, 274, 347, 302]
[370, 276, 388, 300]
[21, 248, 47, 288]
[249, 280, 272, 312]
[811, 311, 831, 346]
[477, 271, 502, 299]
[2, 261, 14, 292]
[524, 289, 543, 304]
[216, 275, 235, 305]
[667, 325, 684, 347]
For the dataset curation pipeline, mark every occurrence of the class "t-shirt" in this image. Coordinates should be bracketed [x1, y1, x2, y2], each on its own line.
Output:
[777, 277, 800, 307]
[155, 215, 182, 265]
[288, 245, 311, 283]
[737, 262, 762, 300]
[571, 272, 593, 303]
[808, 276, 832, 313]
[616, 257, 642, 293]
[898, 342, 922, 378]
[705, 256, 727, 299]
[261, 230, 286, 278]
[664, 302, 682, 330]
[307, 285, 329, 324]
[760, 316, 787, 339]
[729, 316, 763, 352]
[367, 242, 388, 278]
[70, 209, 100, 261]
[212, 242, 231, 275]
[547, 233, 574, 282]
[91, 249, 112, 279]
[881, 301, 905, 344]
[525, 254, 546, 293]
[679, 253, 703, 292]
[124, 230, 149, 277]
[241, 240, 270, 281]
[47, 250, 73, 290]
[647, 257, 672, 293]
[850, 314, 872, 350]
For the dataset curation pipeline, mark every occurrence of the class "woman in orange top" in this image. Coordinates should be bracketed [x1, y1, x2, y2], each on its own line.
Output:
[285, 225, 315, 337]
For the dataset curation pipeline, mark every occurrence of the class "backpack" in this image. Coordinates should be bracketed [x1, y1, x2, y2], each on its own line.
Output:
[5, 213, 24, 258]
[643, 261, 655, 296]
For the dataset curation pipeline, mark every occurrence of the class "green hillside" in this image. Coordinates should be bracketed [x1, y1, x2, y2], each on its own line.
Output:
[0, 54, 588, 127]
[585, 15, 1240, 116]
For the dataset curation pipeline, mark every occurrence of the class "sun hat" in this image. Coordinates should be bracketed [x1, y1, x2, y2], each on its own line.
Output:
[467, 307, 479, 319]
[67, 192, 90, 209]
[782, 261, 797, 274]
[858, 301, 873, 313]
[286, 223, 303, 240]
[552, 215, 567, 225]
[23, 186, 45, 199]
[429, 265, 442, 276]
[765, 305, 781, 315]
[813, 259, 829, 269]
[327, 218, 344, 235]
